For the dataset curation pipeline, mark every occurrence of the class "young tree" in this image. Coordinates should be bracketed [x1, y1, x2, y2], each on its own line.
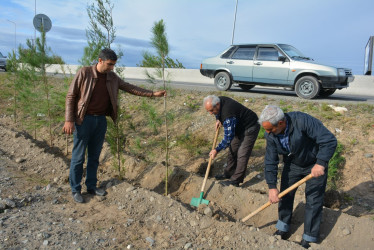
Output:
[17, 30, 64, 145]
[79, 0, 117, 66]
[143, 19, 173, 195]
[5, 50, 20, 124]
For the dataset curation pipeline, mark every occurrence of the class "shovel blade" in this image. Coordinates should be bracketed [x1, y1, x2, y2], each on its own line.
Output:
[190, 192, 209, 207]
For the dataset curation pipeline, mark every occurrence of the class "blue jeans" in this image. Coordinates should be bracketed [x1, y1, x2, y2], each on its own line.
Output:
[276, 163, 327, 243]
[69, 115, 107, 193]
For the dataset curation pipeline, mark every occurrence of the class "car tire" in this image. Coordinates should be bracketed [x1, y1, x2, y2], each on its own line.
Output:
[214, 72, 232, 91]
[319, 88, 336, 97]
[239, 84, 255, 91]
[295, 76, 320, 99]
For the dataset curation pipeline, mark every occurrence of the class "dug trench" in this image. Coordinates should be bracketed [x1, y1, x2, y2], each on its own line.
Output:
[122, 150, 374, 249]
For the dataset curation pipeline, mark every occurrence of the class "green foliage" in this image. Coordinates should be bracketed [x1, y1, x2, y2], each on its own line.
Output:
[343, 193, 354, 203]
[4, 29, 67, 146]
[321, 103, 330, 111]
[257, 126, 266, 139]
[184, 95, 200, 111]
[137, 51, 184, 68]
[176, 133, 210, 156]
[106, 94, 128, 178]
[327, 142, 345, 190]
[80, 0, 121, 66]
[139, 99, 163, 133]
[279, 104, 293, 113]
[151, 19, 168, 59]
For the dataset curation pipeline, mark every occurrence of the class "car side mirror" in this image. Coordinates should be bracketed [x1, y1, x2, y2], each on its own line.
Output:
[278, 56, 287, 62]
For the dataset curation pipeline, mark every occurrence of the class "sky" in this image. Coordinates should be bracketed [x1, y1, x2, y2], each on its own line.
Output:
[0, 0, 373, 75]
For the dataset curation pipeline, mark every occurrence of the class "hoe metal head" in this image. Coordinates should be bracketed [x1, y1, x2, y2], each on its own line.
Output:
[190, 192, 209, 207]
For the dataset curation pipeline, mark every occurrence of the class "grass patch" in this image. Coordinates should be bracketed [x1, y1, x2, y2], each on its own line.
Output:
[176, 133, 210, 156]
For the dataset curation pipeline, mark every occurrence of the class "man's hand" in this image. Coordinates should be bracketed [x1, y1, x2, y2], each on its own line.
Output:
[215, 120, 221, 130]
[63, 121, 75, 135]
[209, 149, 218, 159]
[269, 188, 280, 204]
[311, 164, 325, 177]
[152, 90, 166, 97]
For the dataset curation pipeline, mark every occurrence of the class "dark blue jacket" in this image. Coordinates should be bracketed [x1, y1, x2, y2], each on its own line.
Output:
[264, 112, 337, 189]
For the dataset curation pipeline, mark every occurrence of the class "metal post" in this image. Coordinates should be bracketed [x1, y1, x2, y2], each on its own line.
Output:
[231, 0, 238, 45]
[7, 20, 16, 53]
[34, 0, 36, 47]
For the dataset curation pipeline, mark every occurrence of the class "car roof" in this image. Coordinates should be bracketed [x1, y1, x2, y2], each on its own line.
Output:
[232, 43, 290, 47]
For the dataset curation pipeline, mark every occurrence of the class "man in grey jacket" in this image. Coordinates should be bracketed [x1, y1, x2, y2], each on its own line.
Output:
[259, 105, 337, 249]
[63, 48, 165, 203]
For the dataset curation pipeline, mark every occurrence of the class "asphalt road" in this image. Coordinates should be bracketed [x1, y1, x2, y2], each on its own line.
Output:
[2, 70, 373, 104]
[128, 78, 374, 104]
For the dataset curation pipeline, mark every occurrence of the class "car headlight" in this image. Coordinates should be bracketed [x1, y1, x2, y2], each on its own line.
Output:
[338, 68, 346, 77]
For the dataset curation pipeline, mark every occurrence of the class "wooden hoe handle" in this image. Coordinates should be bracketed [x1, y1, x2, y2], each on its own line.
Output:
[200, 126, 221, 192]
[242, 174, 313, 222]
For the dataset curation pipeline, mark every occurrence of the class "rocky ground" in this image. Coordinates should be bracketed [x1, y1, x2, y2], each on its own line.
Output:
[0, 86, 374, 249]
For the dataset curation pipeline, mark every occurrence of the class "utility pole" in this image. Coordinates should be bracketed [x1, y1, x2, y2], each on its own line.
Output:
[7, 19, 16, 54]
[34, 0, 36, 48]
[231, 0, 238, 45]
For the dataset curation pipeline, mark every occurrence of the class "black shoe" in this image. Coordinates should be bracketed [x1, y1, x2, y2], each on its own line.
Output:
[72, 192, 84, 203]
[87, 188, 106, 196]
[300, 239, 311, 249]
[274, 230, 289, 240]
[221, 180, 240, 187]
[215, 174, 230, 180]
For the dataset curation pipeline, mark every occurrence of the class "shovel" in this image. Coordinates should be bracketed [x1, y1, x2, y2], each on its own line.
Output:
[190, 125, 221, 207]
[242, 174, 313, 222]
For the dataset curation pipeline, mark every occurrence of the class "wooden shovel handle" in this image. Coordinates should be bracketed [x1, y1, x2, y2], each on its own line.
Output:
[200, 125, 221, 192]
[242, 174, 313, 222]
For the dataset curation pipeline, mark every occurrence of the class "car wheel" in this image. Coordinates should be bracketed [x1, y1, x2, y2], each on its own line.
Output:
[295, 76, 320, 99]
[214, 72, 232, 91]
[319, 88, 336, 97]
[239, 84, 255, 91]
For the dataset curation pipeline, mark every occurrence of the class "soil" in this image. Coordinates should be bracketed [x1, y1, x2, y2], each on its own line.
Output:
[0, 86, 374, 249]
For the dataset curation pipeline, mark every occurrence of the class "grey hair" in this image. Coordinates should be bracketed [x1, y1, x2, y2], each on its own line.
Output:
[258, 105, 285, 125]
[203, 95, 220, 107]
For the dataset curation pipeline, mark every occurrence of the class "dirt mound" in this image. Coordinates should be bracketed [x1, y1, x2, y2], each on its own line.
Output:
[1, 113, 374, 249]
[0, 85, 374, 249]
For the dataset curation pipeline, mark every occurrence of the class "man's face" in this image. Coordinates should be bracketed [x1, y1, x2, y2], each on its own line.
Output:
[262, 120, 286, 135]
[97, 58, 116, 73]
[205, 101, 220, 115]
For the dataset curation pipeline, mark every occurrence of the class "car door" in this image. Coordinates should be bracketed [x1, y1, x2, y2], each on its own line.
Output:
[225, 45, 256, 83]
[252, 46, 291, 85]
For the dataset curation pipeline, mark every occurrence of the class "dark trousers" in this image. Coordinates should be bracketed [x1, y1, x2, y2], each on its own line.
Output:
[69, 115, 107, 193]
[276, 163, 327, 242]
[224, 124, 260, 183]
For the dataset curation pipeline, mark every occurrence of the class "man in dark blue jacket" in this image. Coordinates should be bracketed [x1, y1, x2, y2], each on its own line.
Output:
[259, 105, 337, 249]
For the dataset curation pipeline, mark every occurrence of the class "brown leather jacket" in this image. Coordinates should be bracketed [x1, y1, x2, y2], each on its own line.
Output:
[65, 65, 153, 125]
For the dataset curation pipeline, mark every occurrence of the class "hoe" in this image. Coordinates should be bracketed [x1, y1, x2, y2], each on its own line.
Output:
[242, 174, 313, 222]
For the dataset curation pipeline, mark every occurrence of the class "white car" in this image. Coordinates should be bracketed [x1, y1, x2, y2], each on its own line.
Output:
[200, 44, 354, 99]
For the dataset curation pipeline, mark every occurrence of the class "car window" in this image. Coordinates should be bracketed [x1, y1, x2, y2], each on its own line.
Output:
[231, 47, 256, 60]
[256, 47, 281, 61]
[221, 46, 236, 59]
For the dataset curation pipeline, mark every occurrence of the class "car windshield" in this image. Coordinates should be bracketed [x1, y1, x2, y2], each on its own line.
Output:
[0, 52, 4, 57]
[278, 44, 312, 60]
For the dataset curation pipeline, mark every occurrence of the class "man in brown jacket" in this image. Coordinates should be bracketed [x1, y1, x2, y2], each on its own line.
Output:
[63, 48, 165, 203]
